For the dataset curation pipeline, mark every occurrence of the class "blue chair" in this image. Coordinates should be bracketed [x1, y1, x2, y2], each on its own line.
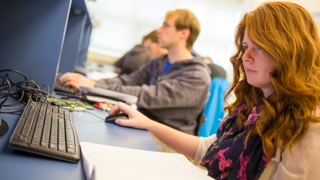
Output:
[198, 77, 230, 137]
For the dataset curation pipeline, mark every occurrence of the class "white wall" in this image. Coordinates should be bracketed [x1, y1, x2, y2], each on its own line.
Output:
[85, 0, 320, 82]
[86, 0, 253, 81]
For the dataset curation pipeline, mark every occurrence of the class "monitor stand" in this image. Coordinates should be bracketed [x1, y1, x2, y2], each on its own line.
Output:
[0, 116, 9, 138]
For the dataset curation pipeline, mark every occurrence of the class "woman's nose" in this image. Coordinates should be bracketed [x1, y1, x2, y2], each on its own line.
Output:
[242, 48, 253, 63]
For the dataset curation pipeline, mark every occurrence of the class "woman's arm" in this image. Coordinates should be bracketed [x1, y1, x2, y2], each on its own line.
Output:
[110, 102, 201, 160]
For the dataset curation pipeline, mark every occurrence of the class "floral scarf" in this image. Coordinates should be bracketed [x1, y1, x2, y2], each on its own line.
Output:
[200, 104, 272, 180]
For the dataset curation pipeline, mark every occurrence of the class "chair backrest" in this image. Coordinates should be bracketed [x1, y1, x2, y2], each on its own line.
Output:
[198, 77, 230, 137]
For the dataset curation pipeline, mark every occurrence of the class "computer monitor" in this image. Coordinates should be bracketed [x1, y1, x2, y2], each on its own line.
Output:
[58, 9, 87, 74]
[0, 0, 71, 93]
[57, 0, 92, 75]
[76, 20, 92, 68]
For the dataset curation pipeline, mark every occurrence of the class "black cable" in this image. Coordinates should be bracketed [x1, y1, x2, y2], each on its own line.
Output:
[55, 92, 99, 105]
[0, 76, 11, 108]
[84, 111, 105, 120]
[0, 69, 48, 114]
[0, 73, 26, 114]
[0, 69, 27, 81]
[0, 69, 109, 119]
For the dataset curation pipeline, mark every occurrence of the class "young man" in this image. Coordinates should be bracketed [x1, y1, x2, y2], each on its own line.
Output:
[115, 30, 167, 75]
[59, 9, 211, 135]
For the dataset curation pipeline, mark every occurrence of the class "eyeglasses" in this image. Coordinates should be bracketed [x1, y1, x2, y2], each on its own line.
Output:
[145, 43, 157, 51]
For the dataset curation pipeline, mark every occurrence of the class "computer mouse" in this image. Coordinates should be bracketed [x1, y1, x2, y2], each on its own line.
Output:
[105, 113, 129, 124]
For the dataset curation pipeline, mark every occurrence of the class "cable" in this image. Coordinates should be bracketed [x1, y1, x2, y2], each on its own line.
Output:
[0, 69, 27, 81]
[0, 69, 109, 120]
[84, 111, 105, 120]
[0, 76, 11, 108]
[0, 69, 50, 114]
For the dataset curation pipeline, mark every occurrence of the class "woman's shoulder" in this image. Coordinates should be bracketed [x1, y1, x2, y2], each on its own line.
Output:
[267, 122, 320, 179]
[313, 106, 320, 117]
[300, 122, 320, 146]
[283, 121, 320, 166]
[308, 106, 320, 141]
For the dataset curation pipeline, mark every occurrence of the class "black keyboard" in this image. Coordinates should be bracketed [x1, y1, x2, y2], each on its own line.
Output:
[54, 77, 77, 94]
[9, 100, 80, 163]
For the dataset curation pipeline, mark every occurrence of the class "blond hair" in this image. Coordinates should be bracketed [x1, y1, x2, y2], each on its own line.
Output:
[225, 2, 320, 157]
[165, 9, 200, 50]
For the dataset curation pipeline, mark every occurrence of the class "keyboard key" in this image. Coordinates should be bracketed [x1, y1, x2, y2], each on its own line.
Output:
[50, 144, 57, 150]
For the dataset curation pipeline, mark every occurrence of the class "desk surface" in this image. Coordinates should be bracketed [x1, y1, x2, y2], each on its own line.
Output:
[0, 103, 159, 180]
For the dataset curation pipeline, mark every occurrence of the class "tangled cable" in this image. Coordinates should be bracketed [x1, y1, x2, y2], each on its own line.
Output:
[0, 69, 53, 114]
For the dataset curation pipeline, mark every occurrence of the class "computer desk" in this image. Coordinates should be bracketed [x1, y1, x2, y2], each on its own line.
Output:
[0, 100, 159, 180]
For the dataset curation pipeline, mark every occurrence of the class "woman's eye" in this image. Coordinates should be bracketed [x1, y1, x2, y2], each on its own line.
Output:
[242, 46, 248, 51]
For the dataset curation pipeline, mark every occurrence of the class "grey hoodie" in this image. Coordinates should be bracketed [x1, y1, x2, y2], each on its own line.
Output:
[95, 54, 211, 134]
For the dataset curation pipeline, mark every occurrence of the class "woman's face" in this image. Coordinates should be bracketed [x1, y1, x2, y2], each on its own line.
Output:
[242, 29, 276, 97]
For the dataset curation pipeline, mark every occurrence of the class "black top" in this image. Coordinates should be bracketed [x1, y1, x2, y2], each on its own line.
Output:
[115, 45, 152, 75]
[206, 63, 226, 79]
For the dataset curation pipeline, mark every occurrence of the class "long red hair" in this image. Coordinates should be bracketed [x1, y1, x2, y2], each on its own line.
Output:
[224, 2, 320, 157]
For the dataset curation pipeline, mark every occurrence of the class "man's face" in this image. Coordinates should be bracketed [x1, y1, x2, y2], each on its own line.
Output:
[156, 15, 180, 50]
[143, 38, 158, 58]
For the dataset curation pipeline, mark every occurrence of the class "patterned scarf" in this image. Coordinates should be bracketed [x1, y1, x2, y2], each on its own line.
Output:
[200, 104, 272, 180]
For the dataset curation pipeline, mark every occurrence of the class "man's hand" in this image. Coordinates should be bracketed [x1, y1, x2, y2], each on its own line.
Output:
[59, 72, 96, 89]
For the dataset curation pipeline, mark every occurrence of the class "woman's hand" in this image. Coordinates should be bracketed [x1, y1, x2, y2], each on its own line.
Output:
[110, 103, 200, 160]
[109, 102, 153, 130]
[59, 72, 96, 89]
